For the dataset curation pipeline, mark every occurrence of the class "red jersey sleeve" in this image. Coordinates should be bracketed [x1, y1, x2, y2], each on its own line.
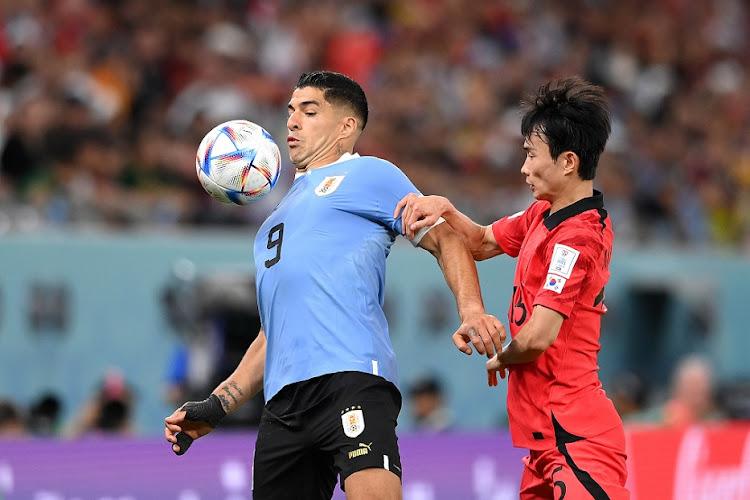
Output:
[491, 202, 549, 257]
[532, 229, 601, 318]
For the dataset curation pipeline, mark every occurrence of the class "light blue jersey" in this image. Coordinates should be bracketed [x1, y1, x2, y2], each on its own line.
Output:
[254, 154, 426, 402]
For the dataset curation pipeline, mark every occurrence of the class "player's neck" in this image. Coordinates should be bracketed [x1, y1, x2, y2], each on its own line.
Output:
[296, 146, 354, 173]
[547, 182, 594, 215]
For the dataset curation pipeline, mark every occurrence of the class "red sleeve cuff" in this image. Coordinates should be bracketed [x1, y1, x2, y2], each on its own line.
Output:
[533, 295, 572, 320]
[492, 220, 519, 258]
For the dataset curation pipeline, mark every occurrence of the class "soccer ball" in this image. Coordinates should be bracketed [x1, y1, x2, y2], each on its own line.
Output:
[195, 120, 281, 205]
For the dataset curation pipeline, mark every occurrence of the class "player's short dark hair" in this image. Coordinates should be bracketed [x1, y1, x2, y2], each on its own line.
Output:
[520, 76, 611, 180]
[409, 375, 444, 397]
[296, 71, 368, 130]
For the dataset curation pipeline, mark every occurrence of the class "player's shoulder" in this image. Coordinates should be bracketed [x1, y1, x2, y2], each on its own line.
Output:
[512, 200, 550, 222]
[568, 206, 611, 235]
[347, 155, 401, 172]
[553, 209, 612, 255]
[545, 194, 609, 232]
[344, 155, 409, 183]
[529, 200, 552, 217]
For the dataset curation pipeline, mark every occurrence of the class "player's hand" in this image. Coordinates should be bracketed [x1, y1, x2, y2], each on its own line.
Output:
[452, 313, 506, 358]
[394, 194, 450, 240]
[486, 354, 508, 387]
[164, 394, 226, 456]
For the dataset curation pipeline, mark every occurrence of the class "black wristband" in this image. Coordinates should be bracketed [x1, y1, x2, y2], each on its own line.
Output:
[181, 393, 227, 428]
[173, 432, 194, 456]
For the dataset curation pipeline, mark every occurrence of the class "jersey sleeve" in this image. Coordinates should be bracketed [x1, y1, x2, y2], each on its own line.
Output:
[349, 159, 434, 246]
[491, 202, 546, 257]
[532, 230, 599, 318]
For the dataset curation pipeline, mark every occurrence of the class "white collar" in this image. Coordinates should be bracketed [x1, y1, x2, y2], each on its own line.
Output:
[295, 152, 360, 179]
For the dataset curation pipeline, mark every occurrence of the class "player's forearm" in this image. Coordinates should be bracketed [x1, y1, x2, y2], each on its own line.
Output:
[211, 330, 266, 415]
[498, 307, 562, 364]
[439, 203, 504, 261]
[439, 203, 487, 258]
[497, 336, 547, 364]
[435, 231, 487, 321]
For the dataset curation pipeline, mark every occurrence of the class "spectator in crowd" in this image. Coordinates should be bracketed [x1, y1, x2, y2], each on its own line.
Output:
[660, 355, 726, 428]
[408, 375, 454, 432]
[27, 392, 63, 436]
[0, 399, 26, 437]
[608, 371, 648, 423]
[68, 368, 135, 436]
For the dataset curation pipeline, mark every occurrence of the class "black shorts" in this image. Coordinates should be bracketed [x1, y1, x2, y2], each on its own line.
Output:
[252, 371, 403, 500]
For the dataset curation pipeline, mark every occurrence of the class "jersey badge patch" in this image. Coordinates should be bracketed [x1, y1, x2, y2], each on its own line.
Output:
[543, 274, 568, 294]
[315, 175, 345, 196]
[341, 407, 365, 438]
[548, 244, 580, 279]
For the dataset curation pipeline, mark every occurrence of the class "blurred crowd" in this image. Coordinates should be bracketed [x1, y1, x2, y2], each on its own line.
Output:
[2, 353, 740, 438]
[0, 368, 135, 438]
[0, 0, 749, 247]
[404, 354, 748, 433]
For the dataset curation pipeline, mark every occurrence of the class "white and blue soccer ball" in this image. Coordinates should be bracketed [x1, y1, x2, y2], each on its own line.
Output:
[196, 119, 281, 205]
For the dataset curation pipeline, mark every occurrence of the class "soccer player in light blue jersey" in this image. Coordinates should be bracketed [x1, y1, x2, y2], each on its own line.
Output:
[166, 71, 506, 500]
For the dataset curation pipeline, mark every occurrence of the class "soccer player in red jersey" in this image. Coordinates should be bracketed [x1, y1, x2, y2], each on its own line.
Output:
[396, 76, 628, 499]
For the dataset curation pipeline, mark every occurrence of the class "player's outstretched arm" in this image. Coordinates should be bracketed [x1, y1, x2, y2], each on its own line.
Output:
[486, 305, 564, 386]
[395, 194, 504, 261]
[418, 223, 506, 358]
[165, 329, 267, 455]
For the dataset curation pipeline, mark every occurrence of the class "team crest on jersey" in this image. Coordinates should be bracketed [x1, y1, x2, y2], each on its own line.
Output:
[315, 175, 345, 196]
[341, 406, 365, 438]
[548, 243, 580, 279]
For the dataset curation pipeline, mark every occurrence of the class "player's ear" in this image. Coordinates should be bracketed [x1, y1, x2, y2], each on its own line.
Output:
[340, 115, 358, 140]
[561, 151, 579, 176]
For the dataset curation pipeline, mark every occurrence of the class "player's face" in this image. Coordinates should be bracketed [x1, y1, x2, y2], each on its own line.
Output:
[520, 133, 568, 202]
[286, 86, 347, 171]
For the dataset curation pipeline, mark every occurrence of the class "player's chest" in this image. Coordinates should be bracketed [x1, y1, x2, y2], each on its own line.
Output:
[271, 175, 349, 221]
[515, 223, 551, 287]
[507, 227, 552, 331]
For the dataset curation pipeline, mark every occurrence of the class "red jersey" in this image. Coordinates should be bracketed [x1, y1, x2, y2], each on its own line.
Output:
[491, 191, 622, 450]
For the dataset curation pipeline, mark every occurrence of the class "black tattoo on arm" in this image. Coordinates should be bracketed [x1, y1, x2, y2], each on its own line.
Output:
[221, 385, 238, 405]
[217, 393, 231, 412]
[230, 381, 244, 396]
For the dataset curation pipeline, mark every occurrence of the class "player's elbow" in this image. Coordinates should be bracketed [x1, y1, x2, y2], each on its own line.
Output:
[473, 250, 491, 262]
[472, 243, 504, 261]
[518, 324, 558, 356]
[468, 243, 487, 261]
[471, 250, 490, 261]
[525, 336, 554, 355]
[528, 328, 558, 354]
[471, 227, 504, 261]
[505, 336, 546, 363]
[522, 306, 564, 354]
